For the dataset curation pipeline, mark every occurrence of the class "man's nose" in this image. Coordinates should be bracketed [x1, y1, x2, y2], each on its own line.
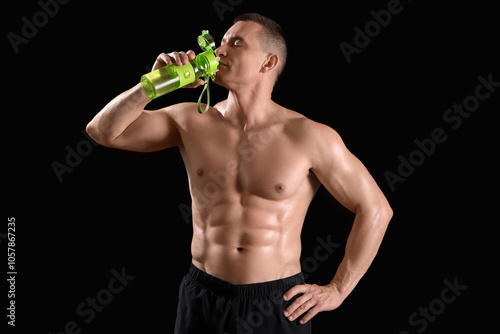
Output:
[215, 46, 226, 57]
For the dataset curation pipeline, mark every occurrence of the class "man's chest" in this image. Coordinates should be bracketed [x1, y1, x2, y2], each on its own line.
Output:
[180, 123, 315, 201]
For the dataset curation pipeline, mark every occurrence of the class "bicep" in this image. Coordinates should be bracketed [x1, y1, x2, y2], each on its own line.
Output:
[110, 107, 181, 152]
[311, 127, 385, 213]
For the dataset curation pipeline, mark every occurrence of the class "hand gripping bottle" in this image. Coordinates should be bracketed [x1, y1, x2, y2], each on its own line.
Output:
[140, 30, 219, 113]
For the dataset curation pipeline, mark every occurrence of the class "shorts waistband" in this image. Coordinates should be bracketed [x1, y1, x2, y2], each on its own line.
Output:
[186, 263, 304, 299]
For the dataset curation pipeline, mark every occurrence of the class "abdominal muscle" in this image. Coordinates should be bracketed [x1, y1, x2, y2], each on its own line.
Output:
[190, 196, 305, 285]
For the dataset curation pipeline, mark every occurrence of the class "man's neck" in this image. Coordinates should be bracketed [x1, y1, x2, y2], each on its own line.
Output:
[221, 85, 279, 131]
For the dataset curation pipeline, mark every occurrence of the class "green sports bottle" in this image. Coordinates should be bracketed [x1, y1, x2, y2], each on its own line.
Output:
[140, 30, 219, 113]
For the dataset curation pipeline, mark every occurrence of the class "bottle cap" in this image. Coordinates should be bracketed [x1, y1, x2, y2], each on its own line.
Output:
[198, 30, 216, 53]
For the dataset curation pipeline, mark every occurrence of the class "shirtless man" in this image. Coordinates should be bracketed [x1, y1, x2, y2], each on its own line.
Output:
[87, 13, 393, 334]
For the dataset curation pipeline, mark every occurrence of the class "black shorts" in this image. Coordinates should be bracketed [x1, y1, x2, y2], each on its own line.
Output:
[174, 264, 312, 334]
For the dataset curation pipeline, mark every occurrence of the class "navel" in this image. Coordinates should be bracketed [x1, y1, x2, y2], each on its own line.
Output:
[196, 168, 204, 176]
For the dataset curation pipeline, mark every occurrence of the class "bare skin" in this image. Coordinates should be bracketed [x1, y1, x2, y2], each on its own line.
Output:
[87, 21, 393, 324]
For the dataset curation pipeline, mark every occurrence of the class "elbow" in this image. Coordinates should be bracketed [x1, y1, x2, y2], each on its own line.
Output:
[85, 122, 100, 144]
[360, 201, 393, 229]
[86, 121, 110, 147]
[375, 199, 393, 226]
[86, 113, 120, 148]
[383, 202, 393, 222]
[377, 202, 393, 231]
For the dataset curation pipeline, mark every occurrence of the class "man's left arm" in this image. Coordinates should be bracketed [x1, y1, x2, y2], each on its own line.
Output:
[283, 123, 393, 324]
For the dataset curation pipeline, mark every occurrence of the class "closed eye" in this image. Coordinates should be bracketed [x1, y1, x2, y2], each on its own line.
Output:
[221, 36, 245, 47]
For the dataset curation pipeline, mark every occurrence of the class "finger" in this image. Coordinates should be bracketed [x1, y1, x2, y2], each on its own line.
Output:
[192, 78, 205, 88]
[298, 305, 322, 324]
[157, 53, 173, 66]
[284, 293, 312, 318]
[172, 52, 183, 66]
[178, 51, 190, 65]
[186, 50, 196, 60]
[184, 79, 205, 89]
[283, 284, 309, 301]
[286, 295, 317, 321]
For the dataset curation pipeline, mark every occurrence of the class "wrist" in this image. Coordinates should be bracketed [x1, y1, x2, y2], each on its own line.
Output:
[328, 279, 349, 303]
[131, 83, 154, 104]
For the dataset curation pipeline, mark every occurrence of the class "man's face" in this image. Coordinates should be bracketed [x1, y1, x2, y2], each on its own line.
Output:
[215, 21, 268, 89]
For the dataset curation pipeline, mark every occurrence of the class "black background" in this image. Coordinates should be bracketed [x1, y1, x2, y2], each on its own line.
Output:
[4, 0, 498, 333]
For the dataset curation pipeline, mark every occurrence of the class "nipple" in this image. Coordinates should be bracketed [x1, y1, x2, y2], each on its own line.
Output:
[275, 183, 287, 193]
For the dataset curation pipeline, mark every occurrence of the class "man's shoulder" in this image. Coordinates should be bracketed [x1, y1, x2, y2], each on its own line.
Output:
[280, 108, 342, 145]
[160, 102, 198, 116]
[160, 102, 217, 125]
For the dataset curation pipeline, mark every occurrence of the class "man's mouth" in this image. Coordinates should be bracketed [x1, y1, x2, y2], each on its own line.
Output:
[216, 56, 229, 68]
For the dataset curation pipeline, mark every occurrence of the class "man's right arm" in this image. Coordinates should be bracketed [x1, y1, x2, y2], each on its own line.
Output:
[86, 83, 180, 152]
[86, 50, 202, 152]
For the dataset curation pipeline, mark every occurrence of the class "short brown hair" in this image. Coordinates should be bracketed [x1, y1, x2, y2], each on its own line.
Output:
[234, 13, 287, 81]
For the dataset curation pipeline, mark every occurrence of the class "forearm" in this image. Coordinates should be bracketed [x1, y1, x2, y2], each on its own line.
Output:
[87, 83, 151, 144]
[330, 206, 392, 301]
[282, 206, 392, 324]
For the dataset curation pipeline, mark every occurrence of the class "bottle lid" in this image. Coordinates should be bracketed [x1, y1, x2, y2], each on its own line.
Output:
[198, 30, 216, 53]
[197, 51, 219, 78]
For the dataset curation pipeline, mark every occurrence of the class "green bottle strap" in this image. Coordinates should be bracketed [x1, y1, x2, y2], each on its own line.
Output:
[197, 78, 211, 114]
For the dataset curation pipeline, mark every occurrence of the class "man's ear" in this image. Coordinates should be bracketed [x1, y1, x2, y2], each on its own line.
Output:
[260, 54, 279, 74]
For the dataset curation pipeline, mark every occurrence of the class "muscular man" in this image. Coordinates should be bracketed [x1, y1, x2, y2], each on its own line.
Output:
[87, 13, 393, 334]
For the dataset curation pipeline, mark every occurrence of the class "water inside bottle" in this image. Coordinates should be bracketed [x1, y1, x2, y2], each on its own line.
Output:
[141, 66, 181, 99]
